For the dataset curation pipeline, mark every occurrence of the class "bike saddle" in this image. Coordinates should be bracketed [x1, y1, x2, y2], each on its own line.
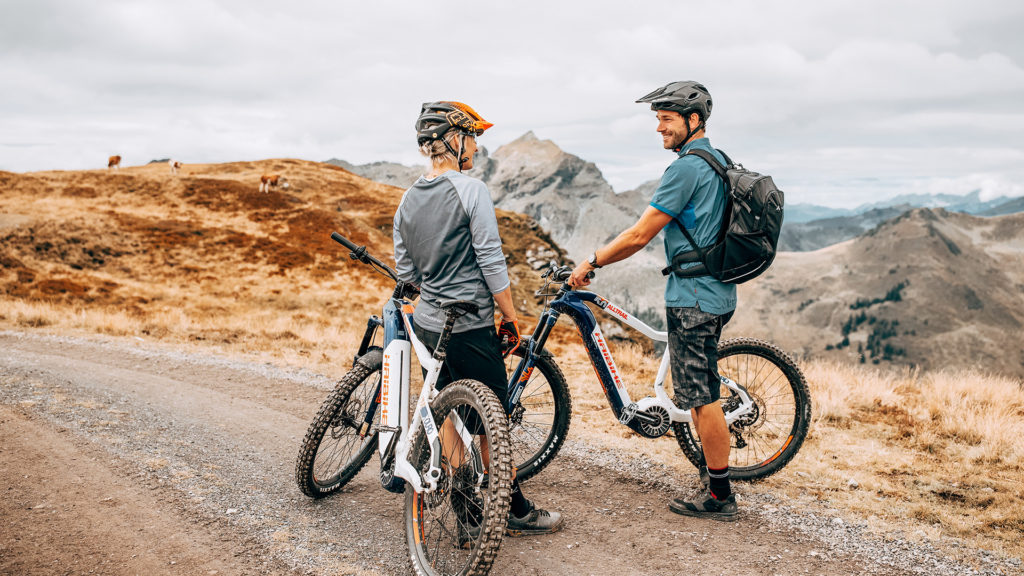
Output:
[439, 300, 480, 315]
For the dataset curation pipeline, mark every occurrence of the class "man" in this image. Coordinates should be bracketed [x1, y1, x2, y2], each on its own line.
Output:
[568, 81, 738, 521]
[394, 101, 563, 535]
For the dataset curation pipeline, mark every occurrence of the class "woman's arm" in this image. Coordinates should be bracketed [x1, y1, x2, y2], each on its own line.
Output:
[492, 286, 517, 323]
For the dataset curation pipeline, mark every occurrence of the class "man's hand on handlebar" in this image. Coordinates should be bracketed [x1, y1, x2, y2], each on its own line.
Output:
[568, 261, 595, 288]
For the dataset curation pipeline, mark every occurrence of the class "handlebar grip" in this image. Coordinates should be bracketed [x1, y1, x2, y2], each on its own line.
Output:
[331, 232, 359, 251]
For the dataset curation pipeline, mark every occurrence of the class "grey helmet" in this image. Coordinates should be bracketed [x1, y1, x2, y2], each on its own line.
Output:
[636, 81, 713, 122]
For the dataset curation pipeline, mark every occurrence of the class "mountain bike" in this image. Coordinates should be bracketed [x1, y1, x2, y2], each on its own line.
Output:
[295, 232, 513, 576]
[505, 264, 811, 483]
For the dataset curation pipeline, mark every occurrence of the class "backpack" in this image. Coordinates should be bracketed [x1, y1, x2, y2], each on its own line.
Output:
[661, 148, 784, 284]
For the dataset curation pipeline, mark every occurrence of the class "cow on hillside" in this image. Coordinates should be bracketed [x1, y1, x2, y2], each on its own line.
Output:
[259, 174, 289, 193]
[107, 155, 121, 170]
[169, 159, 182, 175]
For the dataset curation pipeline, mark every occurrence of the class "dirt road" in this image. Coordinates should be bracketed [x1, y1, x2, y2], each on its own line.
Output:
[0, 332, 1009, 576]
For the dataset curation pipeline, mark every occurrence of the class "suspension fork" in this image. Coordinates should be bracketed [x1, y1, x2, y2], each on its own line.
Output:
[357, 380, 382, 438]
[354, 315, 383, 364]
[507, 309, 561, 410]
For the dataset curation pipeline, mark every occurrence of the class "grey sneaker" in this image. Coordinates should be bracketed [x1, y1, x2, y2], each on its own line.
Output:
[507, 504, 563, 536]
[669, 489, 737, 522]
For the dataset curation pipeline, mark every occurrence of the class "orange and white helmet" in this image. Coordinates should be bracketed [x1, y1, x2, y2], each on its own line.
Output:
[415, 101, 493, 145]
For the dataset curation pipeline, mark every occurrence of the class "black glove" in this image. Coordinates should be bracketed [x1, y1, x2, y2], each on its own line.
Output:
[498, 319, 520, 357]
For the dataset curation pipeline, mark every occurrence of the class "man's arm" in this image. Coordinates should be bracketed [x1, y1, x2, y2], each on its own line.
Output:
[568, 206, 673, 287]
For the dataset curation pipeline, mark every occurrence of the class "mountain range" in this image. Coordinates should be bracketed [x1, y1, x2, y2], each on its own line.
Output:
[328, 136, 1024, 254]
[328, 135, 1024, 376]
[729, 207, 1024, 377]
[3, 158, 1022, 378]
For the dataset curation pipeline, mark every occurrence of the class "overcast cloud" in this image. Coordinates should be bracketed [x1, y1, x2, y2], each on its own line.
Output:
[2, 0, 1023, 207]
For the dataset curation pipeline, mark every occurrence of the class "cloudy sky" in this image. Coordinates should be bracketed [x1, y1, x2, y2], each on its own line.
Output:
[2, 0, 1023, 207]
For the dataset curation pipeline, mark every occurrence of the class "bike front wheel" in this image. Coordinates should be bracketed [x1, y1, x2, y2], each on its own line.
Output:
[505, 344, 572, 482]
[673, 338, 812, 481]
[295, 349, 381, 498]
[406, 379, 513, 576]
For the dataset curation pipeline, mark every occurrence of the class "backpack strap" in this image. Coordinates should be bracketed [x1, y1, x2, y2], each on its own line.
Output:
[661, 223, 709, 277]
[659, 148, 732, 278]
[685, 148, 728, 179]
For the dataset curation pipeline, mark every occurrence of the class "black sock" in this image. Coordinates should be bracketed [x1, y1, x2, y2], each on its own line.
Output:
[509, 478, 532, 517]
[707, 466, 731, 500]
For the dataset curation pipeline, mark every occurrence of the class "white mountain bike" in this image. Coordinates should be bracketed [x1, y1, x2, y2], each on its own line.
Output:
[296, 232, 513, 576]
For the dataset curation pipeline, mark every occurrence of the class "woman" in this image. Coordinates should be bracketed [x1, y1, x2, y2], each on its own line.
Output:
[393, 101, 562, 535]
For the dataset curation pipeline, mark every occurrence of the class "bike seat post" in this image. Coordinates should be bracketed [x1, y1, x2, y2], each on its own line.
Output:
[433, 309, 459, 362]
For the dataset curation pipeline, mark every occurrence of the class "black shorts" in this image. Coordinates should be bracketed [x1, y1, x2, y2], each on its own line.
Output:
[666, 306, 734, 410]
[412, 324, 509, 430]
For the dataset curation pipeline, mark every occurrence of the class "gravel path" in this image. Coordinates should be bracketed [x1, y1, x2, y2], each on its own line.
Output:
[1, 331, 1020, 576]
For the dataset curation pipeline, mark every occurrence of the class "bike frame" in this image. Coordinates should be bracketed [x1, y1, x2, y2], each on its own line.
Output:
[372, 296, 480, 495]
[508, 287, 756, 431]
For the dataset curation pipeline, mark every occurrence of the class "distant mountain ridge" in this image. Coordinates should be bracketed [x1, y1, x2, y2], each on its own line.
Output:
[327, 136, 1024, 337]
[729, 207, 1024, 377]
[328, 138, 1024, 253]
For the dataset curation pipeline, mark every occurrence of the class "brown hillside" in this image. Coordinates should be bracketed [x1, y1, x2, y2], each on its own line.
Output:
[728, 207, 1024, 377]
[0, 160, 564, 354]
[4, 166, 1024, 560]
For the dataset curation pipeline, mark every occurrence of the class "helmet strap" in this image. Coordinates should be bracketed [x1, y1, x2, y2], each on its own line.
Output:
[674, 114, 706, 152]
[457, 133, 472, 172]
[440, 135, 460, 168]
[438, 133, 471, 172]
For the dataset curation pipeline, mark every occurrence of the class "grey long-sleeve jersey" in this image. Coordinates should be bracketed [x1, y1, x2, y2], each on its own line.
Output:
[393, 170, 510, 334]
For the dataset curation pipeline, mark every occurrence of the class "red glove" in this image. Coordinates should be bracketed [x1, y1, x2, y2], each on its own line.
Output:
[498, 319, 520, 357]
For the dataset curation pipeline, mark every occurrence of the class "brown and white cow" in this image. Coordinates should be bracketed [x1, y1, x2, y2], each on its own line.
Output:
[259, 174, 289, 193]
[169, 159, 182, 174]
[107, 155, 121, 170]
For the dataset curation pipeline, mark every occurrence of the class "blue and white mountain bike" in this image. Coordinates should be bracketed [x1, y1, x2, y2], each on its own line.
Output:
[504, 264, 811, 484]
[296, 232, 512, 576]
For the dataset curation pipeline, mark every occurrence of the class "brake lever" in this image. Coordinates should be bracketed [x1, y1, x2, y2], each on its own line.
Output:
[348, 246, 369, 263]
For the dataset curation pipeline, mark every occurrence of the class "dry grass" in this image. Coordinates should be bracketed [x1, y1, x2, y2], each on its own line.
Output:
[539, 329, 1024, 561]
[2, 160, 1022, 562]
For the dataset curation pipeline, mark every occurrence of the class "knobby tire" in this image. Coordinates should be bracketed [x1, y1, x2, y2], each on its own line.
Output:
[295, 350, 381, 498]
[405, 379, 512, 576]
[505, 347, 571, 482]
[673, 338, 812, 481]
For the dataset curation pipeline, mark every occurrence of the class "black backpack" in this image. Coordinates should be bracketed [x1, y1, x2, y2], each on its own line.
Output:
[661, 148, 784, 284]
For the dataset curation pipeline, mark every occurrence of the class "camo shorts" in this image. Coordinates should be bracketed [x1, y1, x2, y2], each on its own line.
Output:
[666, 306, 734, 410]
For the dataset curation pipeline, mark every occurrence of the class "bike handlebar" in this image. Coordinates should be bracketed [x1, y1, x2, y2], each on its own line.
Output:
[540, 263, 594, 293]
[330, 231, 401, 283]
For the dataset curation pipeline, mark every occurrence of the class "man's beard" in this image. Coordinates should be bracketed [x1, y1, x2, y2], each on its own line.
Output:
[662, 131, 686, 149]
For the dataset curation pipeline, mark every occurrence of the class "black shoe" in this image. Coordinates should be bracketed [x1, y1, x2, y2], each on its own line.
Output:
[669, 489, 737, 522]
[507, 503, 563, 536]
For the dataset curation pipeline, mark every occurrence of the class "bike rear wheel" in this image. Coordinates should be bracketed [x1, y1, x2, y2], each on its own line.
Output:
[295, 349, 381, 498]
[406, 379, 512, 576]
[504, 344, 571, 482]
[673, 338, 811, 481]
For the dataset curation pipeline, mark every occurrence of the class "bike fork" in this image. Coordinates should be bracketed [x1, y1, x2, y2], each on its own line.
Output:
[508, 311, 560, 409]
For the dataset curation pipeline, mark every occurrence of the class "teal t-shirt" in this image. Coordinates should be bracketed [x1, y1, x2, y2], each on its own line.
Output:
[649, 138, 737, 315]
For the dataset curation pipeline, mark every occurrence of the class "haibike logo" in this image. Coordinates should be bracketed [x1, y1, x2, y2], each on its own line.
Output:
[381, 353, 391, 422]
[607, 304, 628, 321]
[594, 297, 609, 309]
[592, 330, 623, 388]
